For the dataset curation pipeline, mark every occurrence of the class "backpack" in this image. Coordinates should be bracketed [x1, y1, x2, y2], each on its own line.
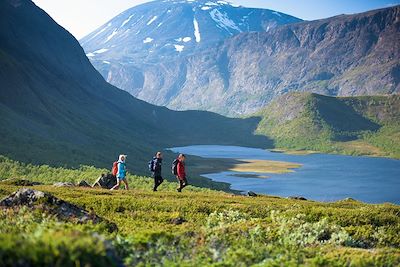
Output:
[111, 161, 118, 176]
[148, 159, 155, 172]
[171, 159, 179, 175]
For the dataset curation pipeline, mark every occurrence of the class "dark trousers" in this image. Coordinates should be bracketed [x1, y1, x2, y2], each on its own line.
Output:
[177, 177, 188, 191]
[153, 175, 163, 191]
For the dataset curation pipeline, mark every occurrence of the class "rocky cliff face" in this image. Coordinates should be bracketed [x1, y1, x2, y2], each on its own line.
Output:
[83, 4, 400, 116]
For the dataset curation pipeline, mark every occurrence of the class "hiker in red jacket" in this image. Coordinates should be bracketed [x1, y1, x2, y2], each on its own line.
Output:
[176, 154, 188, 192]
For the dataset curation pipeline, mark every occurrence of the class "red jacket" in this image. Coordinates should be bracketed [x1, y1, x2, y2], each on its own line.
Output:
[177, 160, 186, 180]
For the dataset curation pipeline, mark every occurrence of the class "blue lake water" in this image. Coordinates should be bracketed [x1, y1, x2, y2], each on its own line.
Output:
[170, 145, 400, 204]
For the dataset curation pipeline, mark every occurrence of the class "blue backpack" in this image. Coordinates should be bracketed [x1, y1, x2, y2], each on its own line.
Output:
[148, 158, 155, 172]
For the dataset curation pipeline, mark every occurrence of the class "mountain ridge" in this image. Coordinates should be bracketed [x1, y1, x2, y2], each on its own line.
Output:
[80, 0, 302, 107]
[83, 4, 400, 116]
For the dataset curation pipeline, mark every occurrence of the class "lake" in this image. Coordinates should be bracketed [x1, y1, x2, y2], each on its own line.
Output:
[169, 145, 400, 204]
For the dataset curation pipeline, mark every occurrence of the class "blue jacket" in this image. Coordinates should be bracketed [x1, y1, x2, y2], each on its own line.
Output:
[117, 161, 126, 178]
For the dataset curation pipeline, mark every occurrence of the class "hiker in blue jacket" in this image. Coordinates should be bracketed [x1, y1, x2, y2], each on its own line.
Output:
[151, 152, 164, 191]
[111, 154, 129, 190]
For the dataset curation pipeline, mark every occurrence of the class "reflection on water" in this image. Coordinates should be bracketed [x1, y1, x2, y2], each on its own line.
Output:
[170, 145, 400, 204]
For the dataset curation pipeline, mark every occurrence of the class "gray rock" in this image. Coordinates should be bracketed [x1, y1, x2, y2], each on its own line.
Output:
[0, 188, 117, 232]
[92, 174, 117, 189]
[287, 196, 307, 201]
[248, 191, 258, 197]
[53, 182, 75, 187]
[77, 180, 91, 187]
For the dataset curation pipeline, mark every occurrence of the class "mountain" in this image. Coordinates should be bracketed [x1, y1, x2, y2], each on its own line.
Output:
[83, 4, 400, 116]
[80, 0, 301, 108]
[255, 93, 400, 158]
[0, 0, 269, 183]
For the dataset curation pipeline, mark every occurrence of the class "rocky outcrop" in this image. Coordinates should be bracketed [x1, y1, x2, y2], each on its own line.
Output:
[92, 174, 117, 189]
[77, 180, 91, 187]
[53, 182, 75, 187]
[0, 188, 117, 231]
[248, 191, 258, 197]
[287, 196, 308, 201]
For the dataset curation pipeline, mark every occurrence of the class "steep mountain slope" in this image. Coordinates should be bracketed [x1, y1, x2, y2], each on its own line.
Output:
[0, 0, 269, 177]
[84, 4, 399, 116]
[255, 93, 400, 158]
[80, 0, 301, 105]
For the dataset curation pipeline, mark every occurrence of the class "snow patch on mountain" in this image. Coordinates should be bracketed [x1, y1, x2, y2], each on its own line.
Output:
[210, 9, 241, 33]
[94, 48, 109, 54]
[147, 16, 158, 25]
[143, 37, 154, 43]
[193, 18, 201, 42]
[105, 29, 118, 42]
[174, 44, 185, 52]
[121, 15, 134, 28]
[205, 1, 218, 6]
[272, 11, 282, 17]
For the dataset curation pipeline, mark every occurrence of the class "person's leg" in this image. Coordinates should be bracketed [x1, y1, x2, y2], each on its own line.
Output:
[180, 178, 188, 190]
[177, 179, 184, 192]
[122, 178, 129, 190]
[153, 176, 158, 191]
[176, 176, 181, 191]
[110, 179, 121, 190]
[154, 176, 163, 191]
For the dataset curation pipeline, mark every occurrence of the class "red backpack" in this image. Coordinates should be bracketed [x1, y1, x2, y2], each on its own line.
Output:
[111, 161, 118, 176]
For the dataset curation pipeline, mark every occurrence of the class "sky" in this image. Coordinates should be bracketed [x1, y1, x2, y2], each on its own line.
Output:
[32, 0, 400, 39]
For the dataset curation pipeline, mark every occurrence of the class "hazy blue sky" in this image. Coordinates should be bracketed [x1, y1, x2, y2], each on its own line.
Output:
[32, 0, 399, 39]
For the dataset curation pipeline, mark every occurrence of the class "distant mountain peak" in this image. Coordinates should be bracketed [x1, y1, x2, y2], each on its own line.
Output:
[81, 0, 300, 57]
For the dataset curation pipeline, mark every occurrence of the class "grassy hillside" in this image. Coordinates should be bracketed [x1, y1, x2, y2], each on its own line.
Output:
[255, 93, 400, 158]
[0, 160, 399, 266]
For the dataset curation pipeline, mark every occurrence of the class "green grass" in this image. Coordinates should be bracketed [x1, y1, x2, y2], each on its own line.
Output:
[0, 159, 399, 266]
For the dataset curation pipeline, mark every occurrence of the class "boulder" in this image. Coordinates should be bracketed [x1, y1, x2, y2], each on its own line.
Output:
[77, 180, 91, 187]
[53, 182, 75, 187]
[287, 196, 307, 201]
[248, 191, 258, 197]
[0, 188, 117, 232]
[92, 173, 117, 189]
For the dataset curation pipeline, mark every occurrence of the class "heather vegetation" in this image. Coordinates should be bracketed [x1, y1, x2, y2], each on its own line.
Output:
[0, 159, 399, 266]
